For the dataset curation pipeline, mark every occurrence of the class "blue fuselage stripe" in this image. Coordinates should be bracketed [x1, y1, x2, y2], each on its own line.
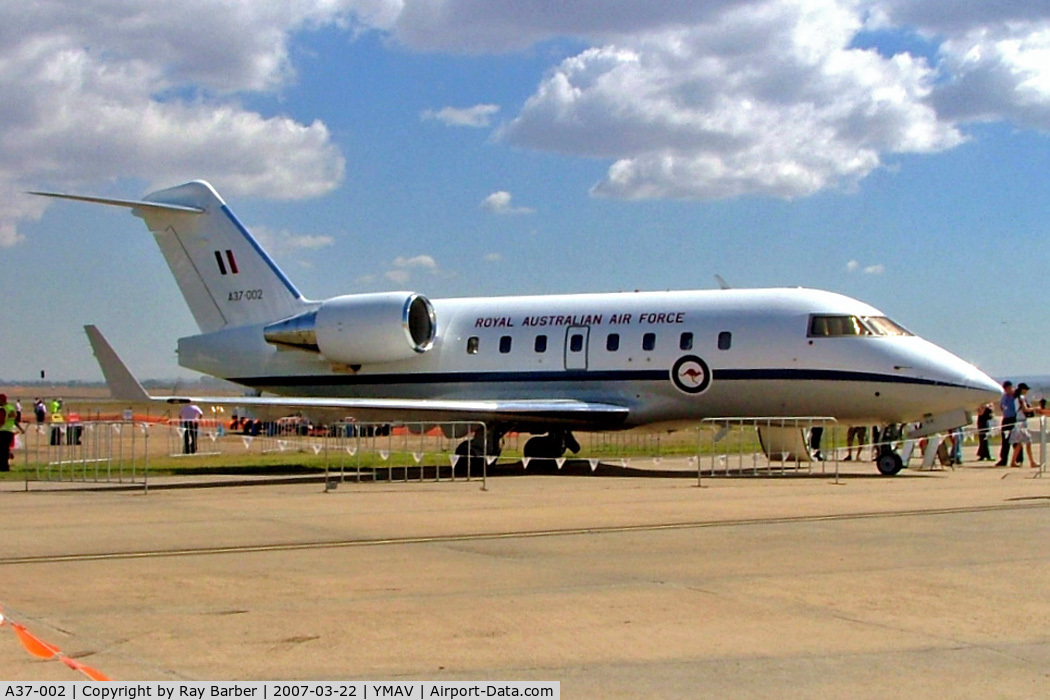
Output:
[229, 368, 964, 390]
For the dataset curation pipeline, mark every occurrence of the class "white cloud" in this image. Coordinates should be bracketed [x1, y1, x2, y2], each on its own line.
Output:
[381, 0, 753, 53]
[359, 0, 1050, 201]
[392, 254, 439, 270]
[480, 191, 535, 214]
[846, 259, 884, 274]
[422, 104, 500, 128]
[0, 1, 350, 244]
[501, 1, 962, 200]
[251, 226, 336, 256]
[8, 0, 1050, 247]
[385, 269, 412, 284]
[933, 25, 1050, 130]
[385, 254, 440, 284]
[483, 252, 503, 262]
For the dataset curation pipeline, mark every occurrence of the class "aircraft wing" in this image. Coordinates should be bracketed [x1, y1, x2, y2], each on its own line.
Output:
[85, 325, 630, 428]
[152, 394, 628, 426]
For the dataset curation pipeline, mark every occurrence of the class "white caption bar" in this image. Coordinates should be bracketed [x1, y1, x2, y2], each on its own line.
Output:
[0, 682, 559, 700]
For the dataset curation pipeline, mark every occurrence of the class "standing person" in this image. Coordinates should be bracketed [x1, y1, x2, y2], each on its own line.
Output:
[996, 381, 1017, 466]
[1009, 383, 1038, 468]
[1, 393, 25, 472]
[179, 402, 203, 454]
[976, 403, 994, 461]
[33, 398, 46, 424]
[948, 426, 964, 465]
[809, 426, 824, 461]
[844, 426, 867, 461]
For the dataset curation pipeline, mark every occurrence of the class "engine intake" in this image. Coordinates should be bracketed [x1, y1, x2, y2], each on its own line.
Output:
[264, 292, 436, 365]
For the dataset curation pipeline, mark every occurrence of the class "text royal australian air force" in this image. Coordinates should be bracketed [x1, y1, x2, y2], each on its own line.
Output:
[473, 311, 687, 328]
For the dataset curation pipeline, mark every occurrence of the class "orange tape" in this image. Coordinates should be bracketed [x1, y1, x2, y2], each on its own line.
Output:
[1, 605, 112, 681]
[62, 656, 112, 682]
[11, 623, 60, 659]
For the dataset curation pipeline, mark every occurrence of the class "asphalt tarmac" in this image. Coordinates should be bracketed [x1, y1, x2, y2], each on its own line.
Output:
[2, 458, 1049, 697]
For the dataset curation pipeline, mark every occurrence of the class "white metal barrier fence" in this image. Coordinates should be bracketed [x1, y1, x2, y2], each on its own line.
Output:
[699, 417, 839, 485]
[164, 419, 493, 487]
[321, 421, 490, 489]
[19, 420, 150, 490]
[15, 414, 1038, 492]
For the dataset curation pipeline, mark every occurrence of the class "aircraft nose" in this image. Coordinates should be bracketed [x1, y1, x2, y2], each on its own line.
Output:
[961, 369, 1004, 404]
[892, 338, 1003, 416]
[917, 361, 1003, 421]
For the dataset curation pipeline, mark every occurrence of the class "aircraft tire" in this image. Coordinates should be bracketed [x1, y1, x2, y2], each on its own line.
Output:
[523, 435, 566, 460]
[454, 440, 485, 477]
[875, 450, 904, 476]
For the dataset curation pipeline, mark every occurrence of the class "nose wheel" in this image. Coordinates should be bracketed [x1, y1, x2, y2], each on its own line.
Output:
[875, 448, 904, 476]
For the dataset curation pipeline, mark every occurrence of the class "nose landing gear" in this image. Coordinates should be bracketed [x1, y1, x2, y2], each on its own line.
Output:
[875, 448, 904, 476]
[874, 424, 904, 475]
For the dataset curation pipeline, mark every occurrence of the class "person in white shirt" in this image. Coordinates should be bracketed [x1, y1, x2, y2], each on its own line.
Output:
[179, 403, 204, 454]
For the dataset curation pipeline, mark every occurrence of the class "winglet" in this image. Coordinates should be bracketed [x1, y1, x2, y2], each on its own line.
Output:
[84, 325, 152, 402]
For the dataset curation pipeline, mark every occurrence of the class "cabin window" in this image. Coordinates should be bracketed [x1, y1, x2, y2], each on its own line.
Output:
[534, 335, 548, 353]
[718, 331, 732, 350]
[569, 333, 584, 353]
[467, 336, 479, 354]
[679, 332, 694, 351]
[642, 333, 656, 351]
[606, 333, 620, 352]
[499, 336, 512, 354]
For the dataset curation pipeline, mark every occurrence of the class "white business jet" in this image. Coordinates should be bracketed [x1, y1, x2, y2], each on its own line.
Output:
[34, 181, 1001, 475]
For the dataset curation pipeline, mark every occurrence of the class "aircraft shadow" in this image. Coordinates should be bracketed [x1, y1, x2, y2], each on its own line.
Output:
[160, 459, 919, 482]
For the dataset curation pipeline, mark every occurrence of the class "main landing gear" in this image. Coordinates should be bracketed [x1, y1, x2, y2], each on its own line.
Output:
[523, 430, 581, 460]
[454, 428, 582, 476]
[454, 427, 503, 477]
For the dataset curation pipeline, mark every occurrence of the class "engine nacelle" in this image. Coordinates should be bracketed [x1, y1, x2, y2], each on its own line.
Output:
[263, 292, 436, 365]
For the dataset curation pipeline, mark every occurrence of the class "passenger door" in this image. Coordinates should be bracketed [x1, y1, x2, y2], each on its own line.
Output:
[564, 325, 590, 370]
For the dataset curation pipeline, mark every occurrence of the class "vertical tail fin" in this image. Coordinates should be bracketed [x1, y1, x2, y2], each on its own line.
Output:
[139, 181, 307, 332]
[33, 181, 309, 332]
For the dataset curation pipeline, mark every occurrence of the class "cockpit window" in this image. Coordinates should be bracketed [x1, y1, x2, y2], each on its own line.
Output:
[861, 316, 912, 336]
[808, 315, 913, 337]
[808, 315, 871, 337]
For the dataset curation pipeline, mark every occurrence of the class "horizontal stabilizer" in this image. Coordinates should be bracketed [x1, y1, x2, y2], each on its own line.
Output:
[36, 181, 306, 333]
[84, 325, 151, 403]
[30, 191, 204, 214]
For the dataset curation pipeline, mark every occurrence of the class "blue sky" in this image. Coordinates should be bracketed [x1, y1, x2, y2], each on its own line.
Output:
[3, 1, 1050, 382]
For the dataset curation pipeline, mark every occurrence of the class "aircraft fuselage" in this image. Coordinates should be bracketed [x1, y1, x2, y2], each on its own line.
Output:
[178, 287, 998, 431]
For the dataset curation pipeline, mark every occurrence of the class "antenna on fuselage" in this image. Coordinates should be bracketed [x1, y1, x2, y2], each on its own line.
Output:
[714, 274, 731, 290]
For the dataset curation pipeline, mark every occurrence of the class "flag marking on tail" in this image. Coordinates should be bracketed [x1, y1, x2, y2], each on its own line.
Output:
[215, 249, 240, 275]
